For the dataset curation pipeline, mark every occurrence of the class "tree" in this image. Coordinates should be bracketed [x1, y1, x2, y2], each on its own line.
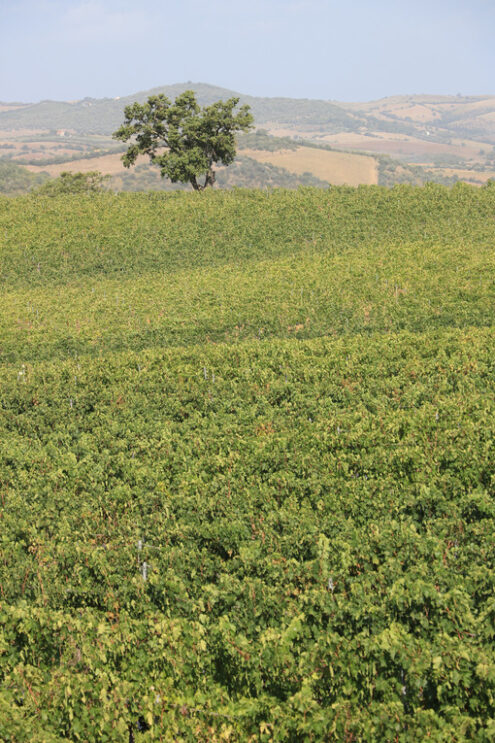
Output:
[33, 171, 110, 196]
[113, 90, 254, 191]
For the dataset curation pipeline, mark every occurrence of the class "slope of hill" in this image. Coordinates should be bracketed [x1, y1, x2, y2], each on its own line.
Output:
[341, 94, 495, 142]
[2, 184, 495, 740]
[20, 143, 379, 190]
[13, 128, 456, 192]
[2, 85, 494, 145]
[0, 82, 364, 135]
[2, 83, 494, 188]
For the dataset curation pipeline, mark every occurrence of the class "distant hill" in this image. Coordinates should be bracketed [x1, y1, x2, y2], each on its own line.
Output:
[0, 82, 363, 135]
[1, 83, 494, 190]
[1, 84, 494, 145]
[341, 94, 495, 143]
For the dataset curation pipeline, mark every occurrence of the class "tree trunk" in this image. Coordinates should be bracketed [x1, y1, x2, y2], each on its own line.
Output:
[190, 168, 216, 191]
[190, 175, 202, 191]
[204, 168, 216, 189]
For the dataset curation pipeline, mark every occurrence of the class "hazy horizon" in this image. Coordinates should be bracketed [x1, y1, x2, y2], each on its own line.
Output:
[1, 0, 494, 104]
[3, 81, 495, 107]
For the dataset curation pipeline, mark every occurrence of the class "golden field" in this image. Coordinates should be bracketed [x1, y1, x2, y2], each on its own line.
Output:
[241, 147, 378, 185]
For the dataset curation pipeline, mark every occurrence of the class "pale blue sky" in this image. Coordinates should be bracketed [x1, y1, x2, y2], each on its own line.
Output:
[1, 0, 494, 102]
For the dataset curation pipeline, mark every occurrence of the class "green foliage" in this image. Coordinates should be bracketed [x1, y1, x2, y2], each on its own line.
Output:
[0, 160, 48, 195]
[111, 163, 188, 192]
[32, 171, 110, 196]
[1, 183, 494, 292]
[113, 91, 254, 190]
[1, 185, 495, 740]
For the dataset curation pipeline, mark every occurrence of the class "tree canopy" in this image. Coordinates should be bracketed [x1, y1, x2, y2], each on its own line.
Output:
[113, 90, 254, 191]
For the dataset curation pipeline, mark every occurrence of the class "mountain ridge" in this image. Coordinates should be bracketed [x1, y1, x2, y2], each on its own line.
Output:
[1, 82, 494, 149]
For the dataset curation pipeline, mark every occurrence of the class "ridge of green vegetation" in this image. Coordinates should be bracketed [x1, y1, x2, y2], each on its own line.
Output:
[0, 83, 364, 135]
[3, 85, 494, 146]
[1, 184, 495, 741]
[237, 129, 299, 152]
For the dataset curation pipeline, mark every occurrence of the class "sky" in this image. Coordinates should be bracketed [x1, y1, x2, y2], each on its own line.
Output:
[1, 0, 494, 103]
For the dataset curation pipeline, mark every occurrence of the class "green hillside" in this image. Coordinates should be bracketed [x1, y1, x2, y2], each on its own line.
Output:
[1, 184, 495, 741]
[2, 84, 495, 146]
[0, 83, 364, 135]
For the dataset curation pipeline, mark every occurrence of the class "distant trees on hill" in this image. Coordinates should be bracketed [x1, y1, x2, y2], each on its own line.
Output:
[0, 160, 48, 195]
[236, 129, 299, 152]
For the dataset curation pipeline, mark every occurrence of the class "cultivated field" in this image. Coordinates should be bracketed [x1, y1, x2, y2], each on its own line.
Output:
[1, 184, 495, 741]
[240, 147, 378, 185]
[315, 132, 487, 159]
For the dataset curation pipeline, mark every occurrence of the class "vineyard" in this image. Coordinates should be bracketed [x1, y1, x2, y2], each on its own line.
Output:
[1, 183, 495, 741]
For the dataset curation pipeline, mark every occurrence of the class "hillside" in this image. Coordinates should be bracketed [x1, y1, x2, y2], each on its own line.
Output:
[9, 130, 457, 193]
[1, 83, 494, 188]
[3, 86, 494, 143]
[1, 184, 495, 740]
[239, 147, 378, 186]
[20, 141, 380, 190]
[341, 94, 495, 143]
[0, 83, 363, 135]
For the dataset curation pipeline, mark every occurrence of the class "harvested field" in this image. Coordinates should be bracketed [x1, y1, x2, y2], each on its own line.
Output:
[383, 103, 441, 122]
[0, 128, 46, 137]
[317, 133, 489, 160]
[242, 146, 378, 185]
